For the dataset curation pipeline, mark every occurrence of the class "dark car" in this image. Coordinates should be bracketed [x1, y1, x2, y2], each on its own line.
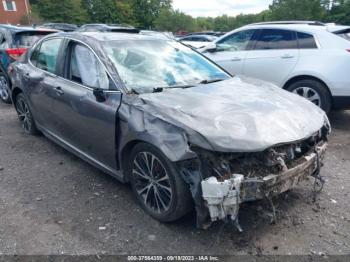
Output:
[77, 24, 139, 33]
[40, 23, 78, 32]
[179, 35, 217, 42]
[9, 32, 330, 229]
[0, 24, 57, 103]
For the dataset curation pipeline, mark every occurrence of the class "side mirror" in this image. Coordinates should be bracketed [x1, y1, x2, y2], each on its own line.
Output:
[93, 88, 106, 102]
[204, 42, 217, 53]
[0, 34, 4, 44]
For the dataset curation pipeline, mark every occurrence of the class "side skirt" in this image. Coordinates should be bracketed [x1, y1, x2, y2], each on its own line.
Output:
[37, 123, 126, 183]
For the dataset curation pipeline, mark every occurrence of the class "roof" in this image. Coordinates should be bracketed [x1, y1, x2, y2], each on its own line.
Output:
[241, 23, 331, 33]
[251, 21, 325, 26]
[56, 32, 166, 42]
[0, 24, 58, 32]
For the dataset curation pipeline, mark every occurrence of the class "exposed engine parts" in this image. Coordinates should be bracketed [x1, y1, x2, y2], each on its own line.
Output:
[180, 132, 328, 231]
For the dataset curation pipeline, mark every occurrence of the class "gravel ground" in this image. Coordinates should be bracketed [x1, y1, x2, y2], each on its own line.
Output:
[0, 101, 349, 256]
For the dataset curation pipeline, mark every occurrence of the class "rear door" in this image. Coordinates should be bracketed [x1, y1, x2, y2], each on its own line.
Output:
[204, 29, 255, 75]
[243, 29, 299, 86]
[50, 40, 122, 170]
[26, 37, 63, 131]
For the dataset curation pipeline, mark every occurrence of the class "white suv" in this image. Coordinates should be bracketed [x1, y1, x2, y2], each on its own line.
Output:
[201, 21, 350, 113]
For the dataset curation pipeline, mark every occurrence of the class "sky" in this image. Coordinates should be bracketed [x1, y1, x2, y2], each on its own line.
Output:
[172, 0, 273, 17]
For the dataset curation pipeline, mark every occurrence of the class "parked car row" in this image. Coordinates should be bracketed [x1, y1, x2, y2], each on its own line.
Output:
[5, 27, 330, 229]
[0, 24, 58, 103]
[200, 21, 350, 113]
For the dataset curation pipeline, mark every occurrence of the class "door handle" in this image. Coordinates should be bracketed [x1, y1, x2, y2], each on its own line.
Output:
[23, 73, 30, 80]
[231, 57, 241, 61]
[281, 54, 294, 59]
[54, 86, 64, 95]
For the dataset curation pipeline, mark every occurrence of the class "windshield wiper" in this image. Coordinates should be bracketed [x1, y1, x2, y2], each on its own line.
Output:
[199, 78, 226, 84]
[154, 84, 194, 90]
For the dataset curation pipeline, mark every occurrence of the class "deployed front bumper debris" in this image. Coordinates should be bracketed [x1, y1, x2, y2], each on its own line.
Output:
[180, 137, 328, 230]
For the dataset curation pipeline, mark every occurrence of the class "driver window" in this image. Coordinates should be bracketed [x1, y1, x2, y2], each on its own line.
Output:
[217, 30, 255, 52]
[69, 43, 109, 89]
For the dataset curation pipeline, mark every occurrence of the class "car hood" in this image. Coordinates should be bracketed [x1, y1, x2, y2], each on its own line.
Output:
[135, 76, 327, 152]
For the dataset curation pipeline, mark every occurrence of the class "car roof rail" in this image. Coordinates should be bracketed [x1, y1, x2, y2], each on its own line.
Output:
[250, 21, 326, 26]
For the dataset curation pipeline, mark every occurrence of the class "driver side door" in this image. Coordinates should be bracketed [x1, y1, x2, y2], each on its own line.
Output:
[51, 40, 122, 170]
[204, 29, 256, 75]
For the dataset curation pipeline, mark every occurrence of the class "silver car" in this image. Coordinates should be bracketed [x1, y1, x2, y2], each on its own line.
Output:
[9, 32, 330, 229]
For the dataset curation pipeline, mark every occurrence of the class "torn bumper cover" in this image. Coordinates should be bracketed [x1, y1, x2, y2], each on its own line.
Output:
[240, 141, 327, 202]
[183, 141, 327, 229]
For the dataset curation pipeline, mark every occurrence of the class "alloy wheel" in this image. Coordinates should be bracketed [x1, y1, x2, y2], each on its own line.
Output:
[15, 96, 32, 133]
[132, 152, 173, 214]
[0, 76, 9, 101]
[292, 86, 322, 107]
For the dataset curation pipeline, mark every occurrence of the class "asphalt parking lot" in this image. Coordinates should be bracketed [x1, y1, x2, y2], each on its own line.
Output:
[0, 101, 349, 256]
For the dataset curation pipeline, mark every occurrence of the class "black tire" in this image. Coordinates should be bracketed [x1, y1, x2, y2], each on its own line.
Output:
[286, 79, 332, 114]
[128, 143, 193, 222]
[0, 72, 12, 104]
[14, 93, 39, 135]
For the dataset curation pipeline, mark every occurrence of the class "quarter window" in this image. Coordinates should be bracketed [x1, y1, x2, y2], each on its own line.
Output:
[217, 30, 255, 51]
[254, 29, 297, 50]
[297, 32, 318, 49]
[32, 38, 62, 74]
[69, 43, 109, 89]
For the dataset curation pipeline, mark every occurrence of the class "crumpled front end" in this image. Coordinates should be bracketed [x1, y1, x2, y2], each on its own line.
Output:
[179, 124, 329, 230]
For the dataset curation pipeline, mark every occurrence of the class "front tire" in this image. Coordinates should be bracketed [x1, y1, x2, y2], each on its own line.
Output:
[14, 93, 39, 135]
[129, 143, 192, 222]
[286, 79, 332, 114]
[0, 72, 11, 104]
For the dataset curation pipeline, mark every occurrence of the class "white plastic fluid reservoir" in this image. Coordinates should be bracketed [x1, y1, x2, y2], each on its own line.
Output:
[201, 177, 231, 199]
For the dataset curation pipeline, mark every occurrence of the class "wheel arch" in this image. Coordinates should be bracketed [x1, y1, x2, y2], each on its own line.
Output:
[11, 86, 23, 104]
[283, 75, 332, 95]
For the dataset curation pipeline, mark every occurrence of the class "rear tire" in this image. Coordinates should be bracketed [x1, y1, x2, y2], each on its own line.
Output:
[286, 79, 332, 114]
[14, 93, 39, 135]
[128, 143, 193, 222]
[0, 72, 12, 104]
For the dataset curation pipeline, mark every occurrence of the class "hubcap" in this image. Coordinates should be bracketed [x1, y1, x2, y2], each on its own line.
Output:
[292, 86, 322, 107]
[132, 152, 173, 214]
[0, 76, 9, 101]
[15, 97, 32, 133]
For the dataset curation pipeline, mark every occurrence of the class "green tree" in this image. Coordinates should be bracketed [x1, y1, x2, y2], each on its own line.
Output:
[269, 0, 326, 20]
[131, 0, 172, 29]
[326, 0, 350, 24]
[81, 0, 119, 23]
[33, 0, 88, 24]
[154, 9, 196, 32]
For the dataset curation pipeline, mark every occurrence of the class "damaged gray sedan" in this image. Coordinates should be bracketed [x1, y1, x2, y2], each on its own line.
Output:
[9, 32, 330, 229]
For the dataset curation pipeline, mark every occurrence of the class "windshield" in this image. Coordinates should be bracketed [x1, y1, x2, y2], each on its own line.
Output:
[103, 39, 230, 93]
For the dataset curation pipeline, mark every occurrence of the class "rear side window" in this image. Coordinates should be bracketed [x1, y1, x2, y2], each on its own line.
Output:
[297, 32, 318, 49]
[254, 29, 297, 50]
[14, 31, 55, 47]
[32, 38, 62, 74]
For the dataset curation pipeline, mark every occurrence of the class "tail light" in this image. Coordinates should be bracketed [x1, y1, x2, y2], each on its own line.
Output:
[6, 48, 28, 60]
